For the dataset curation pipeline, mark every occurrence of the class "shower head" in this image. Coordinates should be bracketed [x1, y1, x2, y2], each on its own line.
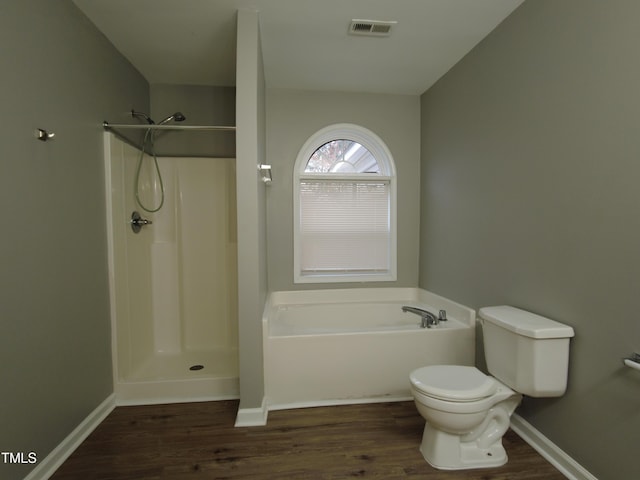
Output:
[158, 112, 186, 125]
[131, 110, 154, 124]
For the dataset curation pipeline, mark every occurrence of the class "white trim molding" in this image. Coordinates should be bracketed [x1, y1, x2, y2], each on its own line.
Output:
[24, 394, 116, 480]
[511, 414, 598, 480]
[293, 123, 397, 284]
[234, 397, 269, 427]
[267, 395, 414, 412]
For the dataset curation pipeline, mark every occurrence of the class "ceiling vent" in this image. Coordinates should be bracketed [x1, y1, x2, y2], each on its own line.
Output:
[349, 19, 396, 37]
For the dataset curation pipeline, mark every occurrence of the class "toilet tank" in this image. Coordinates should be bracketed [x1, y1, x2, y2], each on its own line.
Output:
[480, 306, 575, 397]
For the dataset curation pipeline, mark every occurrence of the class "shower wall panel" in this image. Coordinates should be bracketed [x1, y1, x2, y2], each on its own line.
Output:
[107, 136, 156, 378]
[154, 156, 238, 353]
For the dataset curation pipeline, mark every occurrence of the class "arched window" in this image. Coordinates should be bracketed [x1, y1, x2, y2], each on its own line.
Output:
[293, 124, 397, 283]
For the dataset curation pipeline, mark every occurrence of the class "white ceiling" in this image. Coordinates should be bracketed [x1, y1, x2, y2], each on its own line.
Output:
[73, 0, 524, 95]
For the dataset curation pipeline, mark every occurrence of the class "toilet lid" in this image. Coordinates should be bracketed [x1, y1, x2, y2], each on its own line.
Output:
[410, 365, 498, 401]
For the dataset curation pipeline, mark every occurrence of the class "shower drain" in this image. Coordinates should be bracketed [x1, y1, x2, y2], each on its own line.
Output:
[189, 364, 204, 371]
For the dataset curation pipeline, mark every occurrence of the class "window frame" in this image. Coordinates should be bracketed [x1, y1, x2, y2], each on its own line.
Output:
[293, 123, 397, 284]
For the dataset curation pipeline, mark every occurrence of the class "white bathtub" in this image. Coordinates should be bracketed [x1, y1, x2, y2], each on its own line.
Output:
[263, 288, 476, 410]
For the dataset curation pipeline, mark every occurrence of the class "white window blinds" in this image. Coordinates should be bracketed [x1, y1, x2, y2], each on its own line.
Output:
[299, 179, 391, 275]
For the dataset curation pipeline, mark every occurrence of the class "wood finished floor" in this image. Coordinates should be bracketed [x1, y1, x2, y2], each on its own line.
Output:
[50, 400, 566, 479]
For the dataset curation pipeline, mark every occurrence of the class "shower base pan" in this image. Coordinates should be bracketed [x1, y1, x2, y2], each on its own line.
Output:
[115, 348, 239, 406]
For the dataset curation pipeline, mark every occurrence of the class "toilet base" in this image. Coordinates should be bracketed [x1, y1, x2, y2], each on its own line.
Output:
[419, 422, 508, 470]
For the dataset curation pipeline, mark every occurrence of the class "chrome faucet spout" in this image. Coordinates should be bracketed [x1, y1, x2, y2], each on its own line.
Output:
[401, 306, 428, 316]
[401, 306, 439, 328]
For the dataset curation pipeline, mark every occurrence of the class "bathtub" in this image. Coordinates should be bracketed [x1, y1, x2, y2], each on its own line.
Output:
[263, 288, 475, 410]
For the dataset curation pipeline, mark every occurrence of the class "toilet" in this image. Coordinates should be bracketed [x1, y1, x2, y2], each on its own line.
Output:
[409, 305, 575, 470]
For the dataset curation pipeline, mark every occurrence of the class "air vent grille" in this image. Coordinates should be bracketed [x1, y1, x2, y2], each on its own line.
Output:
[349, 19, 396, 37]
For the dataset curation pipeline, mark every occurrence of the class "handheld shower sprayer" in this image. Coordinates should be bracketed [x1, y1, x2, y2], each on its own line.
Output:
[158, 112, 186, 125]
[130, 110, 187, 125]
[130, 109, 187, 214]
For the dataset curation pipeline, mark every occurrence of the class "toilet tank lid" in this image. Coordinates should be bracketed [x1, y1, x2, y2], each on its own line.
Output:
[479, 306, 575, 339]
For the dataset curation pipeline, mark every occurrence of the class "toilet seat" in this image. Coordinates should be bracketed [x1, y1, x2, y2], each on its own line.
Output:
[410, 365, 498, 402]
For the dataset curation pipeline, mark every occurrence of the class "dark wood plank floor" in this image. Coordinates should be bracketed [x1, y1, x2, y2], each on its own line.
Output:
[50, 400, 566, 479]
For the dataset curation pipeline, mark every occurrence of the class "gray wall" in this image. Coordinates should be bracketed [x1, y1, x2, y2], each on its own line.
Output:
[0, 2, 148, 479]
[419, 1, 640, 478]
[266, 88, 420, 291]
[150, 84, 235, 158]
[236, 8, 268, 411]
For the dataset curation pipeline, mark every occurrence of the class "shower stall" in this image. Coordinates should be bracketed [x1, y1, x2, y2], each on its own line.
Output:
[104, 128, 239, 405]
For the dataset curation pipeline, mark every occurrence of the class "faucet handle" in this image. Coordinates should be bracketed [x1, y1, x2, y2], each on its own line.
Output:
[438, 310, 447, 321]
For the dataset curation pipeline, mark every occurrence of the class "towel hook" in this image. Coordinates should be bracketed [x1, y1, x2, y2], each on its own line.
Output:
[35, 128, 55, 142]
[623, 352, 640, 372]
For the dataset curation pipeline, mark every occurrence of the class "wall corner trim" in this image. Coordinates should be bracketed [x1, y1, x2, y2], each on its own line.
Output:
[24, 393, 116, 480]
[511, 414, 598, 480]
[234, 397, 268, 427]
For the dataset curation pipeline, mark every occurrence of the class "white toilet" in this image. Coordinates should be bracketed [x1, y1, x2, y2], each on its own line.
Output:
[409, 305, 575, 470]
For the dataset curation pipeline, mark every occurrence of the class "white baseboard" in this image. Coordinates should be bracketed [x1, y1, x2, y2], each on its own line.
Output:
[24, 394, 116, 480]
[234, 395, 413, 427]
[267, 395, 413, 412]
[511, 413, 598, 480]
[234, 397, 268, 426]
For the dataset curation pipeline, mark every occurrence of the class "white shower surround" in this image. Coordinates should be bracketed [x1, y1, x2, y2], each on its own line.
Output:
[104, 133, 239, 405]
[263, 288, 476, 410]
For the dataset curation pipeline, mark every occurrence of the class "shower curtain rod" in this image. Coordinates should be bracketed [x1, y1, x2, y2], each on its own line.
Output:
[103, 121, 235, 132]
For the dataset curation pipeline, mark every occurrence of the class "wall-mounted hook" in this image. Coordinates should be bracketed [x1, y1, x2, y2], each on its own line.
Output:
[624, 352, 640, 372]
[36, 128, 55, 142]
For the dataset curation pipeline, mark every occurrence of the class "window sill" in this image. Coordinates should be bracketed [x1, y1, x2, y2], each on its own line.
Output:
[294, 272, 397, 284]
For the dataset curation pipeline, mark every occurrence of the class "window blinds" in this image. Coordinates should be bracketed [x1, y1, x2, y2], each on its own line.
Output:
[299, 179, 391, 274]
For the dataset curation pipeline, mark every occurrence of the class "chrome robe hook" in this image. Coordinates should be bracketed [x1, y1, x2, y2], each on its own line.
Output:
[36, 128, 55, 141]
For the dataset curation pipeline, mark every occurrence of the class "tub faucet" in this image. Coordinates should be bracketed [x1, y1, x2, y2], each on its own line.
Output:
[402, 306, 439, 328]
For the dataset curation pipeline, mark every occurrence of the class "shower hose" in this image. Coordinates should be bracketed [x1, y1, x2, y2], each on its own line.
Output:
[134, 128, 165, 213]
